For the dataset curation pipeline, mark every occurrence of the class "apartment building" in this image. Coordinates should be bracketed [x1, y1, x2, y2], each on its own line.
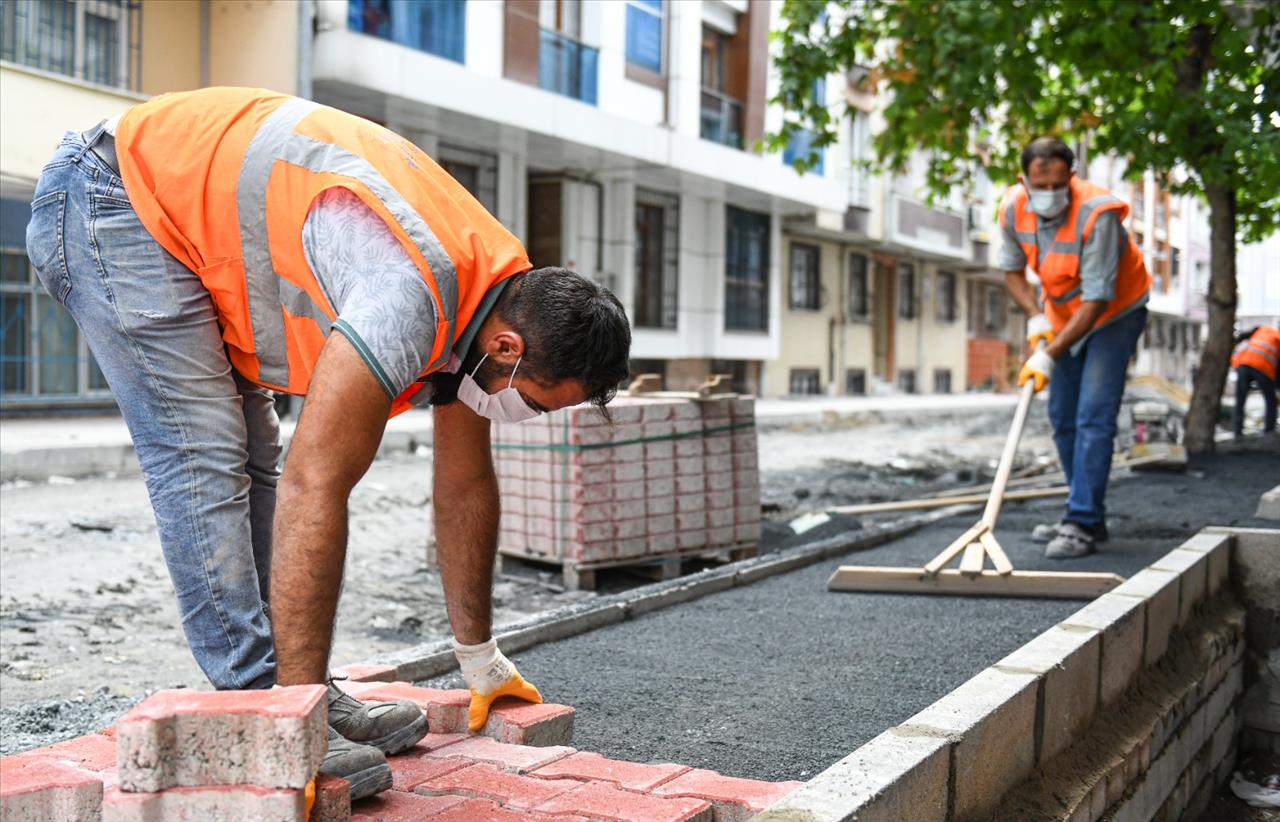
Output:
[766, 84, 987, 397]
[1, 0, 303, 410]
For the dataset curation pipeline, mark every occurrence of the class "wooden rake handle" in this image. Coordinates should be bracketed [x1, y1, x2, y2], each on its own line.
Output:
[982, 372, 1038, 529]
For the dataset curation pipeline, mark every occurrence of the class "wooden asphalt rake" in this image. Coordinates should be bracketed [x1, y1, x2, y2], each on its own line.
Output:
[827, 368, 1124, 600]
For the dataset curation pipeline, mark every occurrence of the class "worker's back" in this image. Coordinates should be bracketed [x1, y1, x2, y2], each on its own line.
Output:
[1232, 325, 1280, 381]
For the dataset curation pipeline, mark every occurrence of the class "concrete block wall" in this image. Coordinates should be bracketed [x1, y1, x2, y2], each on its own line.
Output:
[478, 396, 760, 566]
[755, 528, 1272, 822]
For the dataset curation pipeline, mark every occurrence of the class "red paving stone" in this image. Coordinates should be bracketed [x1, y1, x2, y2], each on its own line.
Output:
[425, 796, 591, 821]
[404, 733, 470, 755]
[333, 664, 399, 683]
[350, 790, 467, 821]
[101, 783, 306, 821]
[651, 769, 805, 821]
[389, 756, 470, 792]
[421, 736, 575, 773]
[530, 751, 689, 791]
[484, 699, 576, 746]
[414, 761, 579, 810]
[22, 732, 117, 772]
[114, 684, 327, 792]
[533, 780, 714, 821]
[0, 756, 103, 821]
[312, 773, 351, 822]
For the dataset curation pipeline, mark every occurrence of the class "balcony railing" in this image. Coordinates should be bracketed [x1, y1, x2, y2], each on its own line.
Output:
[539, 29, 597, 105]
[700, 89, 744, 149]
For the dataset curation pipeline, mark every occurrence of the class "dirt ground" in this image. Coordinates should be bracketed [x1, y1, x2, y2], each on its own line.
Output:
[0, 404, 1056, 753]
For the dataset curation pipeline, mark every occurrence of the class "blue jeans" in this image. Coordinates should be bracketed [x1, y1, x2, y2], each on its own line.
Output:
[1047, 308, 1148, 532]
[25, 131, 279, 690]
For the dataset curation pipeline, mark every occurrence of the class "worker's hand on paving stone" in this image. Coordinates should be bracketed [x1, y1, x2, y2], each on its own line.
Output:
[1019, 349, 1054, 392]
[453, 637, 543, 732]
[1026, 313, 1056, 349]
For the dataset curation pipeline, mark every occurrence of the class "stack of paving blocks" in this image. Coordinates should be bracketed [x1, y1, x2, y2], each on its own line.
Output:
[489, 396, 761, 567]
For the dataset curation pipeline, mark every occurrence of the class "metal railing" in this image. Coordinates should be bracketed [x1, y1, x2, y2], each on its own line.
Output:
[539, 28, 598, 104]
[700, 89, 743, 149]
[0, 0, 141, 91]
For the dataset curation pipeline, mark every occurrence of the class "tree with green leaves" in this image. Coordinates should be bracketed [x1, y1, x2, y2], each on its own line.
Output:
[770, 0, 1279, 452]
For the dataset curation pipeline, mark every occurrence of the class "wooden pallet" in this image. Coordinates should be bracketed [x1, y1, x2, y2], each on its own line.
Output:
[498, 542, 759, 591]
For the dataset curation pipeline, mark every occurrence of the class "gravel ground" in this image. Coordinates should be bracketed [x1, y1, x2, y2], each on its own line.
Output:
[422, 437, 1279, 781]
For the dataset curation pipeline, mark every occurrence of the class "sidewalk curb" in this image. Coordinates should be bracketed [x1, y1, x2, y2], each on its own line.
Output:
[365, 506, 969, 683]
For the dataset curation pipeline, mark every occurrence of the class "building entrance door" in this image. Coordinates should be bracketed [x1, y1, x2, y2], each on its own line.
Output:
[872, 259, 895, 382]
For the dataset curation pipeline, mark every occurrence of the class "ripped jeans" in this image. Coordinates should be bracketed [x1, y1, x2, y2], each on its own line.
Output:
[25, 130, 279, 689]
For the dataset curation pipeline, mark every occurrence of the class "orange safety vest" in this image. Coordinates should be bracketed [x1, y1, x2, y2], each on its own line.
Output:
[999, 177, 1151, 332]
[115, 87, 531, 415]
[1232, 325, 1280, 381]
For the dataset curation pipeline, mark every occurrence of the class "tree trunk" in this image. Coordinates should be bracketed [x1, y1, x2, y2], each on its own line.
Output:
[1184, 183, 1238, 453]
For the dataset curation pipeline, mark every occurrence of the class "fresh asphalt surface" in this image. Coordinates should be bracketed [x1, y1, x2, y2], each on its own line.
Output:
[427, 439, 1279, 781]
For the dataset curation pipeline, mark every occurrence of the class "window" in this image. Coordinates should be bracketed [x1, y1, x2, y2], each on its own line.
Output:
[782, 79, 827, 175]
[789, 369, 821, 396]
[625, 0, 663, 74]
[724, 207, 770, 331]
[700, 27, 742, 148]
[537, 1, 597, 104]
[847, 254, 869, 319]
[936, 271, 957, 322]
[897, 369, 917, 394]
[1, 0, 139, 90]
[845, 368, 866, 395]
[933, 369, 952, 394]
[849, 111, 872, 207]
[788, 243, 820, 311]
[1, 199, 110, 405]
[897, 263, 917, 319]
[981, 284, 1007, 335]
[633, 189, 679, 329]
[348, 0, 466, 63]
[437, 144, 497, 215]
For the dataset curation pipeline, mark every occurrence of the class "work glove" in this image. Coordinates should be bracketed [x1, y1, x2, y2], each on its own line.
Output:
[1026, 313, 1056, 349]
[1018, 349, 1054, 393]
[453, 638, 543, 732]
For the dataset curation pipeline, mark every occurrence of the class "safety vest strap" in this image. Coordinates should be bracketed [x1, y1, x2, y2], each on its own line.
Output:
[238, 98, 460, 386]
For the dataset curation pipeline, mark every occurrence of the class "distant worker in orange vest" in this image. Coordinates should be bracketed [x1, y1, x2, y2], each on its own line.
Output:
[1230, 324, 1279, 437]
[999, 137, 1151, 560]
[25, 87, 631, 800]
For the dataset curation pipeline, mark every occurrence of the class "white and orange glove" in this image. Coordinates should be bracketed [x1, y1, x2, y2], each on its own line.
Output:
[1018, 349, 1054, 393]
[453, 638, 543, 732]
[1026, 313, 1056, 349]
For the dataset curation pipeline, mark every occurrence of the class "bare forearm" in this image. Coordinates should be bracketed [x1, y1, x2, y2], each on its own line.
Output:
[1046, 300, 1108, 359]
[1004, 272, 1041, 317]
[270, 479, 350, 685]
[435, 471, 500, 645]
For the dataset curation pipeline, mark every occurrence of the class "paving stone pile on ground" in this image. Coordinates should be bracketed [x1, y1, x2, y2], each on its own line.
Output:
[0, 669, 802, 821]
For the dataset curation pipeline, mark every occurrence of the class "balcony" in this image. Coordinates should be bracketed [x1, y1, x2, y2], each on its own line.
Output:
[539, 28, 597, 105]
[348, 0, 465, 63]
[700, 89, 743, 149]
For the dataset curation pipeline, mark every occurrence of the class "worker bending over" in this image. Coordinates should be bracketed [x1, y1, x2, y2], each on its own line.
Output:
[999, 137, 1151, 559]
[1231, 324, 1279, 437]
[25, 87, 631, 800]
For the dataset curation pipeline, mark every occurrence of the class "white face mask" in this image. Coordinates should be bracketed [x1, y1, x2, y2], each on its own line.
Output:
[457, 354, 541, 423]
[1027, 185, 1070, 219]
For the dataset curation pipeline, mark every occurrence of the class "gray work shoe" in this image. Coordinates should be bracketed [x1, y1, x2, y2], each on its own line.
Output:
[320, 727, 392, 801]
[1045, 522, 1096, 559]
[327, 678, 428, 756]
[1033, 520, 1109, 544]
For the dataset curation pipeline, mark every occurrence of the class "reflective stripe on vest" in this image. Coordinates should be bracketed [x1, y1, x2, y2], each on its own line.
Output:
[237, 99, 460, 385]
